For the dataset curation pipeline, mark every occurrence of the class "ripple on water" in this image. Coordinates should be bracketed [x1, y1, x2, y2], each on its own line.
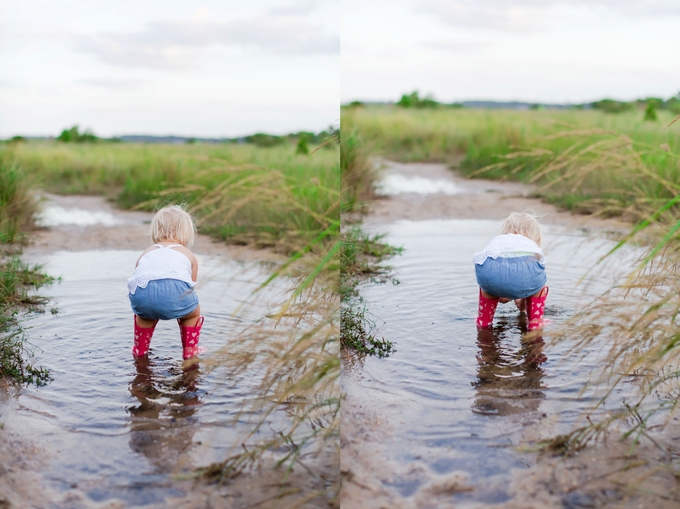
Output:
[1, 249, 293, 505]
[344, 218, 639, 504]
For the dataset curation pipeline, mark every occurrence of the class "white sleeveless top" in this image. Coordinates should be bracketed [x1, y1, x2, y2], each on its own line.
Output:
[127, 244, 195, 294]
[473, 234, 545, 265]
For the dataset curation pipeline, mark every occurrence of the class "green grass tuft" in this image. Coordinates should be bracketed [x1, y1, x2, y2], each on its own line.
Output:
[0, 256, 54, 385]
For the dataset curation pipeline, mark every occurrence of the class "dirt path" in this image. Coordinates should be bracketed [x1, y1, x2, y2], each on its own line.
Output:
[0, 194, 332, 509]
[341, 161, 679, 509]
[29, 193, 284, 260]
[365, 159, 629, 231]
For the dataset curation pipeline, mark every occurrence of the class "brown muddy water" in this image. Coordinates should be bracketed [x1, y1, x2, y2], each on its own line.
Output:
[0, 201, 308, 507]
[342, 217, 641, 507]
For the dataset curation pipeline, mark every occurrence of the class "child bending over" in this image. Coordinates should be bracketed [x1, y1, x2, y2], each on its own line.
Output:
[127, 205, 204, 359]
[473, 212, 548, 330]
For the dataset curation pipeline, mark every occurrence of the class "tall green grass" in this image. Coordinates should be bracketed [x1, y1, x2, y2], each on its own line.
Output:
[345, 106, 680, 165]
[0, 160, 53, 384]
[1, 142, 339, 255]
[0, 256, 53, 385]
[345, 106, 680, 223]
[339, 119, 402, 357]
[341, 124, 375, 213]
[0, 162, 37, 244]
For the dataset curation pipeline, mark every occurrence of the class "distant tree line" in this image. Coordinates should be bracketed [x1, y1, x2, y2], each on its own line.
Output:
[345, 92, 463, 110]
[54, 125, 122, 143]
[589, 96, 680, 121]
[225, 128, 339, 153]
[3, 125, 339, 150]
[343, 92, 680, 120]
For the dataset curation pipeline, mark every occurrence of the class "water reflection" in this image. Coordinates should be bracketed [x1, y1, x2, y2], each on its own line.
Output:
[375, 174, 461, 196]
[128, 357, 203, 473]
[472, 318, 547, 416]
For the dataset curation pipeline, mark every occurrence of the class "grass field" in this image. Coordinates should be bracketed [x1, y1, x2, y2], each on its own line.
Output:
[344, 106, 679, 163]
[1, 141, 339, 254]
[344, 106, 680, 223]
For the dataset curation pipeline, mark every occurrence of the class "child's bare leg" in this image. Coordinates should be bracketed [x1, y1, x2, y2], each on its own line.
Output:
[136, 316, 157, 328]
[482, 290, 512, 304]
[531, 287, 548, 298]
[179, 305, 201, 327]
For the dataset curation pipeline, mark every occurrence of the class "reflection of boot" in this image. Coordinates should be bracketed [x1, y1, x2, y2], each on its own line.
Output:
[524, 336, 547, 364]
[526, 287, 549, 330]
[130, 357, 158, 403]
[132, 315, 158, 358]
[177, 362, 201, 395]
[178, 316, 204, 359]
[476, 289, 499, 328]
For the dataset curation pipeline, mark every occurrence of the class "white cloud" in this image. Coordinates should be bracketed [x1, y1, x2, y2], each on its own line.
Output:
[79, 77, 147, 90]
[417, 0, 680, 32]
[269, 0, 319, 15]
[416, 1, 557, 32]
[75, 13, 339, 70]
[422, 40, 495, 52]
[580, 0, 680, 16]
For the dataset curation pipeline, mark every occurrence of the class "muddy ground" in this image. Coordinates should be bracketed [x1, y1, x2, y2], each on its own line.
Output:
[0, 194, 335, 509]
[340, 160, 680, 509]
[29, 193, 284, 260]
[365, 159, 630, 231]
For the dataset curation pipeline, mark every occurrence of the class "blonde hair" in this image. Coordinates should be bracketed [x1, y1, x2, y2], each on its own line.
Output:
[501, 212, 542, 246]
[150, 205, 196, 247]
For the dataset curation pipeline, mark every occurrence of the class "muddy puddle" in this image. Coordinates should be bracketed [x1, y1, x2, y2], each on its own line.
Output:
[342, 218, 640, 507]
[0, 199, 310, 507]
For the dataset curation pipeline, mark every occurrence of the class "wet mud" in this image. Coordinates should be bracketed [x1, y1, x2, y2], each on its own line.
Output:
[0, 195, 330, 508]
[341, 161, 679, 508]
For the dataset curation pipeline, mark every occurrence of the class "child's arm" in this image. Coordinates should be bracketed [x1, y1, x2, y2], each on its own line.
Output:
[191, 255, 198, 282]
[184, 250, 198, 282]
[168, 245, 198, 281]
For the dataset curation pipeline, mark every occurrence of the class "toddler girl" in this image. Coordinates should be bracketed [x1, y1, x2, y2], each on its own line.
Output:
[127, 205, 204, 359]
[473, 212, 548, 330]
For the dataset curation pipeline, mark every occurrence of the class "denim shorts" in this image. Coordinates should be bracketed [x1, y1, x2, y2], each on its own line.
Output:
[129, 279, 199, 320]
[475, 256, 547, 300]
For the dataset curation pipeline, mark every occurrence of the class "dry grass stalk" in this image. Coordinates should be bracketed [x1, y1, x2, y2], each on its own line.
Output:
[521, 130, 680, 469]
[164, 176, 341, 505]
[198, 264, 339, 505]
[474, 128, 680, 224]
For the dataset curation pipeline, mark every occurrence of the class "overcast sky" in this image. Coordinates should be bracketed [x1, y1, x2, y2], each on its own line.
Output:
[0, 0, 339, 137]
[342, 0, 680, 104]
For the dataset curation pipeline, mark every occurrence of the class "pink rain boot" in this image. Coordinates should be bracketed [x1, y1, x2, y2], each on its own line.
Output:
[179, 316, 204, 359]
[132, 315, 158, 358]
[526, 287, 549, 330]
[476, 289, 499, 328]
